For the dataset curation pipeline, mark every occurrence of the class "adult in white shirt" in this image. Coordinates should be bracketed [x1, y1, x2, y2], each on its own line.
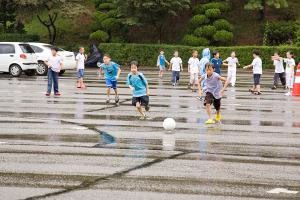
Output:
[244, 50, 262, 95]
[223, 51, 240, 87]
[188, 50, 201, 92]
[271, 52, 286, 90]
[169, 51, 183, 86]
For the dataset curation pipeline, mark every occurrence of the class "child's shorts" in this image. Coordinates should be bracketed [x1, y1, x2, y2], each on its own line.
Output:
[204, 92, 221, 111]
[159, 65, 165, 70]
[190, 73, 199, 83]
[77, 69, 84, 78]
[253, 74, 261, 86]
[286, 73, 294, 88]
[132, 95, 149, 107]
[105, 78, 117, 89]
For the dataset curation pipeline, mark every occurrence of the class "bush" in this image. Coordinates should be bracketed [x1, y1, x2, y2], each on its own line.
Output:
[194, 25, 216, 38]
[190, 15, 209, 27]
[98, 2, 116, 10]
[202, 2, 230, 12]
[193, 5, 205, 15]
[101, 18, 120, 30]
[205, 8, 221, 19]
[213, 19, 233, 32]
[263, 21, 296, 46]
[0, 33, 39, 42]
[213, 30, 233, 45]
[89, 30, 109, 42]
[182, 34, 209, 46]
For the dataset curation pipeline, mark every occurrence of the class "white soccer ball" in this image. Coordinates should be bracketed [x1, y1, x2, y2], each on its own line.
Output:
[163, 118, 176, 131]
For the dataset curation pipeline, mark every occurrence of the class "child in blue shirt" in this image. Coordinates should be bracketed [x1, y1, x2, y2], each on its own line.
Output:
[157, 50, 169, 78]
[127, 61, 150, 119]
[211, 50, 223, 75]
[98, 54, 121, 104]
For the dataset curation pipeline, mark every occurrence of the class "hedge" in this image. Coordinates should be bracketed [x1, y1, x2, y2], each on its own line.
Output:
[0, 33, 40, 42]
[98, 43, 300, 69]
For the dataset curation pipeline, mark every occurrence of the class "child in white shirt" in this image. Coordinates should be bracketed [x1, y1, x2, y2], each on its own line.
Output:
[284, 51, 295, 96]
[169, 51, 183, 86]
[223, 51, 240, 87]
[188, 50, 200, 92]
[271, 52, 285, 90]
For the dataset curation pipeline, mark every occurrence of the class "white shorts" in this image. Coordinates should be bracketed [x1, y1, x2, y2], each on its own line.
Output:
[190, 73, 198, 84]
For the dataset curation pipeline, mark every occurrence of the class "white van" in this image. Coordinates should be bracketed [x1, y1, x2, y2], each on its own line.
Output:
[29, 43, 76, 76]
[0, 42, 38, 77]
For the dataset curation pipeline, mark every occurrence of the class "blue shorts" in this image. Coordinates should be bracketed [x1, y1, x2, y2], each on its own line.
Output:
[77, 69, 84, 78]
[159, 65, 165, 70]
[105, 78, 117, 89]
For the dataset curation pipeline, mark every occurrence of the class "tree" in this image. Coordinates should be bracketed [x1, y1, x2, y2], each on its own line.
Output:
[117, 0, 190, 43]
[13, 0, 86, 44]
[0, 1, 17, 33]
[244, 0, 288, 20]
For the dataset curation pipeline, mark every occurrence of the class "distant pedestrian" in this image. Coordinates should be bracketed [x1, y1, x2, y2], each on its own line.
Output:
[223, 51, 240, 87]
[169, 51, 183, 86]
[98, 54, 121, 104]
[210, 50, 223, 75]
[271, 52, 285, 90]
[244, 50, 263, 95]
[188, 50, 201, 92]
[76, 47, 87, 88]
[199, 48, 211, 75]
[284, 51, 295, 96]
[157, 50, 169, 78]
[45, 47, 63, 96]
[127, 61, 150, 120]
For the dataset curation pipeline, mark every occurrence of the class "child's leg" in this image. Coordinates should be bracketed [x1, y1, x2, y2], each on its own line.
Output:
[279, 72, 286, 86]
[206, 103, 212, 120]
[227, 69, 232, 85]
[136, 102, 145, 117]
[106, 88, 111, 98]
[214, 99, 221, 121]
[256, 85, 261, 92]
[47, 70, 53, 93]
[171, 71, 176, 84]
[53, 71, 59, 93]
[273, 73, 279, 87]
[177, 71, 180, 82]
[232, 70, 236, 86]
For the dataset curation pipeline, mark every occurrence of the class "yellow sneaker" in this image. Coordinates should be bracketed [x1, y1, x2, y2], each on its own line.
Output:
[215, 114, 221, 122]
[205, 119, 215, 124]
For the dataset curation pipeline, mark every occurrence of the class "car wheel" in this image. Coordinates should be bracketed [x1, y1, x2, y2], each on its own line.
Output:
[9, 64, 22, 77]
[36, 62, 48, 76]
[59, 70, 65, 76]
[25, 69, 36, 76]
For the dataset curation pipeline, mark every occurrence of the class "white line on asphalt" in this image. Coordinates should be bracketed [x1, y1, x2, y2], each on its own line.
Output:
[267, 188, 298, 194]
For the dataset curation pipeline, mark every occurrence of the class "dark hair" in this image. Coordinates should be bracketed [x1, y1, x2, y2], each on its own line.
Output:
[205, 62, 215, 70]
[212, 50, 219, 57]
[103, 53, 111, 58]
[253, 50, 260, 56]
[51, 47, 59, 52]
[130, 60, 139, 68]
[287, 51, 294, 57]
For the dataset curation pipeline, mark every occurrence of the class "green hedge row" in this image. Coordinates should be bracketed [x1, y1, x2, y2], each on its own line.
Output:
[99, 43, 300, 69]
[0, 33, 40, 42]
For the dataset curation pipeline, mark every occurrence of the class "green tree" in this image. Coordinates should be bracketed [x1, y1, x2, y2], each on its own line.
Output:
[0, 1, 17, 33]
[117, 0, 190, 43]
[244, 0, 288, 20]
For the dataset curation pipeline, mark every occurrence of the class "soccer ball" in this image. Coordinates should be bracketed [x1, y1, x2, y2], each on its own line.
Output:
[163, 118, 176, 131]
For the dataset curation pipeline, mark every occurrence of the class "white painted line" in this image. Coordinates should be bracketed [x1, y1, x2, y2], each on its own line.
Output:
[0, 142, 7, 145]
[267, 188, 298, 194]
[72, 126, 88, 130]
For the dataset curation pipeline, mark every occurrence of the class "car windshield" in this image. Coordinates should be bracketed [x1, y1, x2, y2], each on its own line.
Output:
[43, 45, 64, 51]
[19, 44, 35, 53]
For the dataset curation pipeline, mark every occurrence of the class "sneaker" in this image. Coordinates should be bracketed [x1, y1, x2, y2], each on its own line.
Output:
[145, 105, 150, 112]
[140, 115, 146, 120]
[285, 92, 291, 96]
[45, 92, 50, 96]
[271, 86, 277, 90]
[77, 83, 81, 88]
[172, 83, 176, 87]
[115, 95, 119, 103]
[205, 119, 215, 124]
[215, 114, 221, 122]
[106, 98, 110, 104]
[54, 92, 61, 96]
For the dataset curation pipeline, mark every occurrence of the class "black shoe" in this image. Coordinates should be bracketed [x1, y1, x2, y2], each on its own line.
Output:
[115, 95, 119, 103]
[271, 86, 277, 90]
[145, 105, 150, 112]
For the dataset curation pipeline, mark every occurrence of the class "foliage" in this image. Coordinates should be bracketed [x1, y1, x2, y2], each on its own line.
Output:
[99, 43, 300, 68]
[89, 30, 109, 42]
[0, 0, 18, 33]
[213, 19, 233, 32]
[190, 15, 209, 28]
[0, 33, 39, 42]
[182, 34, 209, 46]
[213, 30, 233, 45]
[263, 21, 296, 45]
[194, 25, 216, 38]
[205, 8, 221, 19]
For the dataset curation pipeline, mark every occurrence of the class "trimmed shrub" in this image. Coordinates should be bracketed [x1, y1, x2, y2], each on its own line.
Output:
[0, 33, 39, 42]
[205, 8, 221, 19]
[99, 43, 300, 68]
[263, 21, 296, 46]
[194, 25, 216, 38]
[213, 19, 233, 32]
[98, 2, 116, 10]
[190, 15, 209, 27]
[101, 18, 120, 30]
[202, 2, 230, 12]
[213, 30, 233, 45]
[89, 30, 109, 42]
[193, 5, 205, 15]
[182, 34, 209, 46]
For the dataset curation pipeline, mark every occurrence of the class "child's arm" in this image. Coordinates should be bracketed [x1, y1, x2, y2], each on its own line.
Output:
[157, 56, 160, 67]
[197, 76, 204, 96]
[146, 84, 150, 96]
[116, 67, 121, 79]
[222, 59, 229, 67]
[60, 61, 63, 71]
[98, 68, 102, 78]
[243, 64, 253, 69]
[169, 62, 172, 71]
[188, 64, 190, 73]
[180, 63, 183, 71]
[219, 77, 230, 96]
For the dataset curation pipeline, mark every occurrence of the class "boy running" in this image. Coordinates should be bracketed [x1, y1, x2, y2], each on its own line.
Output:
[76, 47, 87, 88]
[271, 52, 285, 90]
[223, 51, 240, 87]
[188, 50, 201, 92]
[45, 47, 63, 96]
[169, 51, 183, 86]
[244, 50, 263, 95]
[127, 61, 150, 119]
[211, 50, 222, 75]
[157, 50, 169, 78]
[198, 63, 229, 124]
[98, 54, 121, 104]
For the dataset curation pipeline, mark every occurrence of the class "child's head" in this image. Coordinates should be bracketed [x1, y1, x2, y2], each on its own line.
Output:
[205, 63, 215, 76]
[192, 50, 198, 58]
[231, 51, 236, 57]
[212, 50, 220, 58]
[51, 47, 59, 56]
[286, 51, 294, 59]
[274, 52, 279, 56]
[130, 61, 139, 74]
[103, 54, 111, 65]
[174, 51, 179, 57]
[253, 50, 260, 58]
[79, 47, 85, 54]
[160, 50, 164, 55]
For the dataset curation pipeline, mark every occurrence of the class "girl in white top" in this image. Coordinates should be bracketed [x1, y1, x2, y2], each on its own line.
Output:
[223, 51, 240, 87]
[284, 51, 295, 96]
[188, 50, 201, 92]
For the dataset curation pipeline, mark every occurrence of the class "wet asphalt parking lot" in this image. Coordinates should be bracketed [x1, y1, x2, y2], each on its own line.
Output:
[0, 68, 299, 200]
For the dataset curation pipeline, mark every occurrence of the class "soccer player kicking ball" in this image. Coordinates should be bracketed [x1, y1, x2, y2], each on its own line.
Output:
[198, 63, 229, 124]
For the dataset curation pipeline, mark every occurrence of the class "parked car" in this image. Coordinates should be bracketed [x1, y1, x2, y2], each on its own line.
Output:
[29, 43, 76, 76]
[0, 42, 38, 77]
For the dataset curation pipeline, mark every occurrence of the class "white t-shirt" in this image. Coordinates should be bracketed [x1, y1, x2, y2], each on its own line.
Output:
[251, 57, 262, 74]
[188, 57, 200, 74]
[284, 58, 295, 74]
[273, 59, 284, 73]
[76, 53, 85, 69]
[170, 57, 182, 71]
[47, 55, 63, 72]
[225, 57, 239, 70]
